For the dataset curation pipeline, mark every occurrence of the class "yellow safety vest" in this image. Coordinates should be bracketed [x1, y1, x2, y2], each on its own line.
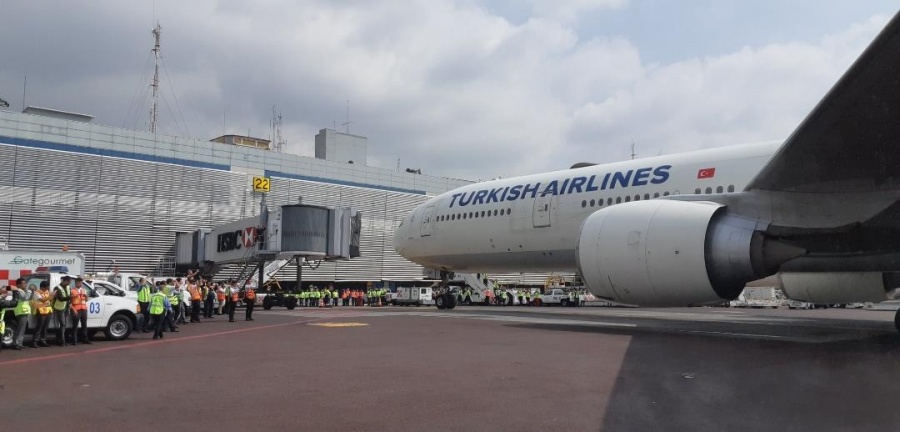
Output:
[53, 286, 70, 311]
[14, 291, 32, 316]
[33, 290, 53, 315]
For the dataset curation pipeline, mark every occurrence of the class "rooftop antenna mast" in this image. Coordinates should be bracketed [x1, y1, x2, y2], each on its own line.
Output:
[271, 105, 286, 153]
[341, 99, 351, 133]
[149, 23, 162, 134]
[630, 140, 636, 160]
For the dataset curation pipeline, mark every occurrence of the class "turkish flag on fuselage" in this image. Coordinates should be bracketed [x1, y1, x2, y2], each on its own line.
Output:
[697, 168, 716, 179]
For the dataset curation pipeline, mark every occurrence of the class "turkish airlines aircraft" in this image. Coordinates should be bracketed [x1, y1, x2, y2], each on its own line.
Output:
[394, 11, 900, 330]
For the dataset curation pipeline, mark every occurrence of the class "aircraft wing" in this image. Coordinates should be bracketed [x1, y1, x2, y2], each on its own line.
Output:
[746, 11, 900, 193]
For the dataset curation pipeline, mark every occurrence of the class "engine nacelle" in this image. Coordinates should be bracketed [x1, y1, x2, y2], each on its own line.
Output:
[777, 272, 892, 303]
[577, 200, 773, 306]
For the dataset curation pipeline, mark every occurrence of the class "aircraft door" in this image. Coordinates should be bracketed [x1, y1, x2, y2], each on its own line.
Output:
[533, 196, 552, 228]
[420, 205, 435, 237]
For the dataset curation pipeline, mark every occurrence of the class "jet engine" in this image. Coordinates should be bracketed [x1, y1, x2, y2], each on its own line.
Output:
[777, 272, 895, 303]
[577, 200, 802, 306]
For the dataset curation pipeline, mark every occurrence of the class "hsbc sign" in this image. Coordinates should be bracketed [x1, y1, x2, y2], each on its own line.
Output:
[205, 216, 262, 263]
[217, 227, 258, 252]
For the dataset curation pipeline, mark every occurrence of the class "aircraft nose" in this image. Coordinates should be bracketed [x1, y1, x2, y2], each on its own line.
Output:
[393, 218, 409, 257]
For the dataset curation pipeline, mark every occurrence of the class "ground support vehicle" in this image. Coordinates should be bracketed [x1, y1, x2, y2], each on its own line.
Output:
[394, 286, 434, 306]
[537, 288, 578, 307]
[730, 287, 781, 308]
[2, 273, 142, 346]
[260, 280, 298, 310]
[0, 250, 85, 287]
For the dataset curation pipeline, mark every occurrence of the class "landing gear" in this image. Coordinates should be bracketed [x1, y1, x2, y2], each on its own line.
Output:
[433, 270, 457, 310]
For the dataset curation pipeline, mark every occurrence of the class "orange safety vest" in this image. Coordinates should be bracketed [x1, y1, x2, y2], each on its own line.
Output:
[188, 285, 201, 301]
[229, 287, 239, 302]
[33, 289, 53, 315]
[71, 287, 87, 311]
[245, 288, 256, 300]
[216, 289, 225, 301]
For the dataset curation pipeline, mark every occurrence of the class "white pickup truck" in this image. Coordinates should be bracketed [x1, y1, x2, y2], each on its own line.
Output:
[2, 273, 142, 346]
[538, 288, 575, 306]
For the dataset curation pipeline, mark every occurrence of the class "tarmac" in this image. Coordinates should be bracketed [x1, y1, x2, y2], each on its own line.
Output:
[1, 305, 899, 432]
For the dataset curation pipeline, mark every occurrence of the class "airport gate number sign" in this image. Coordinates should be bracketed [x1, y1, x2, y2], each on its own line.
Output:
[253, 176, 270, 193]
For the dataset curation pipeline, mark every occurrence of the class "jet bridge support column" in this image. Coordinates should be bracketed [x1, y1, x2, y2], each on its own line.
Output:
[257, 261, 264, 295]
[296, 256, 302, 291]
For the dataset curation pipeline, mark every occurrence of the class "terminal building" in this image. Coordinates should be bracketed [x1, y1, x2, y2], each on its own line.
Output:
[0, 107, 559, 287]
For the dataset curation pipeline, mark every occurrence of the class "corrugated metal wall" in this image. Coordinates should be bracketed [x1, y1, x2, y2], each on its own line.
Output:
[0, 143, 561, 285]
[0, 144, 427, 281]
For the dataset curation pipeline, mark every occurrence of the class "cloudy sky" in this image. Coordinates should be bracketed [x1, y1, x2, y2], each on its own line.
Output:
[0, 1, 897, 181]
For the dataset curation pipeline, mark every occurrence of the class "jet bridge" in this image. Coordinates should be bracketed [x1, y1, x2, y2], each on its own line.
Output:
[175, 204, 361, 289]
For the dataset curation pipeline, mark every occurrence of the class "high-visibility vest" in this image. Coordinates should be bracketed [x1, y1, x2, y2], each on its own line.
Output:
[71, 287, 87, 312]
[33, 290, 52, 315]
[169, 291, 181, 306]
[53, 286, 70, 311]
[217, 289, 225, 301]
[138, 285, 151, 303]
[14, 291, 32, 316]
[188, 285, 201, 301]
[245, 288, 256, 300]
[149, 292, 166, 315]
[227, 287, 239, 302]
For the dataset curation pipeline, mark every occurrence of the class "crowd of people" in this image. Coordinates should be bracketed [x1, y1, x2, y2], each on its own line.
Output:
[133, 273, 258, 340]
[0, 275, 101, 351]
[0, 272, 261, 351]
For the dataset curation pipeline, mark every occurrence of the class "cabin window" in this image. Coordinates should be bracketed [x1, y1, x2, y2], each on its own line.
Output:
[589, 199, 595, 207]
[695, 188, 701, 194]
[705, 187, 712, 194]
[716, 186, 723, 193]
[728, 185, 735, 193]
[644, 193, 650, 200]
[663, 191, 670, 196]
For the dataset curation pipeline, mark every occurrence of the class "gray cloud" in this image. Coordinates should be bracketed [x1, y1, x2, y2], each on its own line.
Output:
[0, 1, 893, 182]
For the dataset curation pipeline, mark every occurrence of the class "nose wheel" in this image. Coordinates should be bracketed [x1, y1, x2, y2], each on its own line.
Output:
[434, 270, 457, 310]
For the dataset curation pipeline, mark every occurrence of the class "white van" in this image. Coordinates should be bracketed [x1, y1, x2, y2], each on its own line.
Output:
[393, 286, 434, 306]
[2, 273, 142, 346]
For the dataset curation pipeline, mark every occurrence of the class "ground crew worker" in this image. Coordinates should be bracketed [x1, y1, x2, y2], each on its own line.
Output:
[31, 281, 53, 347]
[171, 281, 186, 325]
[70, 277, 91, 345]
[216, 283, 226, 315]
[149, 286, 171, 340]
[332, 285, 339, 307]
[11, 278, 33, 350]
[188, 278, 202, 323]
[203, 281, 215, 318]
[323, 288, 331, 307]
[226, 280, 239, 322]
[52, 275, 72, 346]
[244, 285, 256, 321]
[137, 277, 152, 333]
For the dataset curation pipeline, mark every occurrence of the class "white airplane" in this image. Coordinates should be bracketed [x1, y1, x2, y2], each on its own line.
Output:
[394, 11, 900, 331]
